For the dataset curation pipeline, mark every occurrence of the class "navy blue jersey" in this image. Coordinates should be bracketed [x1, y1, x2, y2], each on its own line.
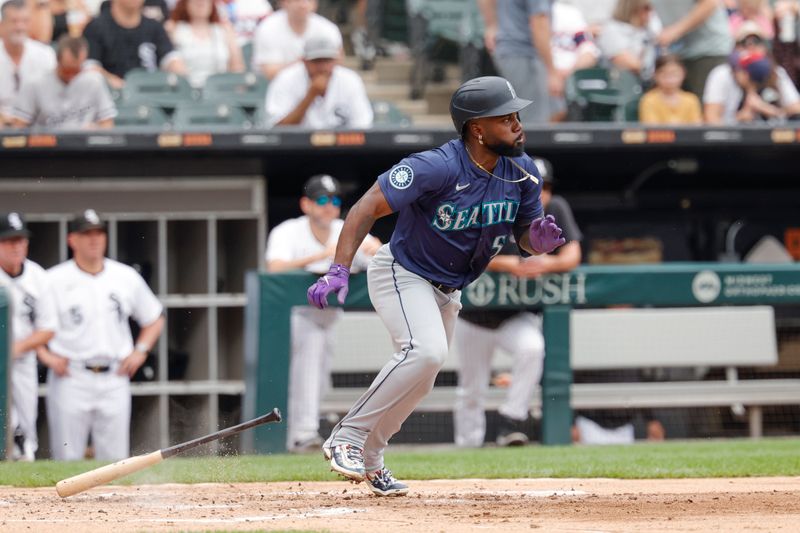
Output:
[378, 139, 543, 289]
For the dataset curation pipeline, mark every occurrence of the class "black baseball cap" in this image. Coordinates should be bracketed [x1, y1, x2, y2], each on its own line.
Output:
[0, 212, 31, 240]
[68, 208, 106, 233]
[303, 175, 342, 200]
[532, 158, 555, 185]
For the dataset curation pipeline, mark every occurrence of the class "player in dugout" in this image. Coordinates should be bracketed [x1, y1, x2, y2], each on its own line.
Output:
[307, 76, 565, 496]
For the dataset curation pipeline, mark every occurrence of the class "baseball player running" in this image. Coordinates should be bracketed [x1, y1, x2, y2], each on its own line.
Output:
[40, 209, 165, 461]
[307, 76, 565, 496]
[0, 213, 57, 461]
[453, 158, 583, 448]
[265, 174, 380, 452]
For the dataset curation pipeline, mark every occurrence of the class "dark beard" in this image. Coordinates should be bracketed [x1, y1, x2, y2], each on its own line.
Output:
[486, 141, 525, 157]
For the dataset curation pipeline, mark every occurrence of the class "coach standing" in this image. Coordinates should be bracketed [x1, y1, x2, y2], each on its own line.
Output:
[40, 209, 164, 460]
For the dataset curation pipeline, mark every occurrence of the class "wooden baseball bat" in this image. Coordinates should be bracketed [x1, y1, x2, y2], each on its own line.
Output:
[55, 407, 281, 498]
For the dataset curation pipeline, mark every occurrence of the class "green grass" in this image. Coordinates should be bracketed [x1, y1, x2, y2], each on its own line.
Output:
[2, 438, 799, 488]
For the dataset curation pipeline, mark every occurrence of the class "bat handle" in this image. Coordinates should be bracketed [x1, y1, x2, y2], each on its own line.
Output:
[56, 450, 164, 498]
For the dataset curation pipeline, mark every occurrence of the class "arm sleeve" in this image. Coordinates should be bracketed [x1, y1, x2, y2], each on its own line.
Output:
[34, 274, 58, 333]
[264, 223, 295, 263]
[131, 273, 164, 326]
[777, 67, 800, 106]
[377, 151, 450, 212]
[82, 19, 103, 64]
[153, 23, 177, 68]
[264, 71, 300, 126]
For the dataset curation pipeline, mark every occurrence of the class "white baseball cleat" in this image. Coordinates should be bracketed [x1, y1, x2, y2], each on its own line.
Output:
[366, 468, 408, 496]
[328, 443, 366, 482]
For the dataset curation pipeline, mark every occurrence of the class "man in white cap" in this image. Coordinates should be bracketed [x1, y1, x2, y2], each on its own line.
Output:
[264, 33, 373, 128]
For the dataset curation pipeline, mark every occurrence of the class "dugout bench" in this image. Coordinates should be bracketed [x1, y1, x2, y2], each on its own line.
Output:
[243, 263, 800, 453]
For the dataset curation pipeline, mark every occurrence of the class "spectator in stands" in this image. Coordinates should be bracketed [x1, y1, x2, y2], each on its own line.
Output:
[82, 0, 187, 89]
[251, 0, 342, 80]
[17, 0, 54, 42]
[49, 0, 92, 42]
[478, 0, 562, 123]
[704, 25, 800, 123]
[772, 0, 800, 88]
[264, 34, 373, 128]
[9, 35, 117, 129]
[166, 0, 245, 88]
[599, 0, 659, 82]
[651, 0, 734, 98]
[216, 0, 273, 47]
[0, 0, 56, 125]
[638, 54, 702, 124]
[728, 0, 774, 42]
[97, 0, 169, 24]
[551, 0, 601, 121]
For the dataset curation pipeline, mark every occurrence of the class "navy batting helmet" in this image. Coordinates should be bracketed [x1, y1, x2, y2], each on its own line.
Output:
[532, 158, 554, 185]
[449, 76, 532, 134]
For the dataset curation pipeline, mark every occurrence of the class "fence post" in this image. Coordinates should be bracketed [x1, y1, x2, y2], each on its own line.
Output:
[541, 304, 572, 445]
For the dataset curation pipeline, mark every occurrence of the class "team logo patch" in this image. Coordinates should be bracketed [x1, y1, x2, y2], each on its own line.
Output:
[389, 165, 414, 189]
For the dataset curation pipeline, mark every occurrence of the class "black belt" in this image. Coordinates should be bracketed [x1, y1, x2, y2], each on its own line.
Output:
[427, 279, 458, 294]
[85, 364, 111, 373]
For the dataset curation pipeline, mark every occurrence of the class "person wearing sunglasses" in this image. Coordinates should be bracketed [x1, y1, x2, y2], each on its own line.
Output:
[265, 174, 381, 453]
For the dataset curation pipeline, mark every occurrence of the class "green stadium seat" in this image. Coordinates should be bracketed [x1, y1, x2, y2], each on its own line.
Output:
[122, 71, 198, 112]
[202, 72, 268, 112]
[171, 102, 252, 130]
[565, 67, 643, 122]
[113, 104, 170, 129]
[371, 100, 412, 127]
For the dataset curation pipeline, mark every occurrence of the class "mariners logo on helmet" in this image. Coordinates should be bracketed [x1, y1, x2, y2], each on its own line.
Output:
[389, 165, 414, 190]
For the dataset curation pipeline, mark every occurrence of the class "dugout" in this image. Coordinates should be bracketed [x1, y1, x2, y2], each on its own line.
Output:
[1, 123, 800, 457]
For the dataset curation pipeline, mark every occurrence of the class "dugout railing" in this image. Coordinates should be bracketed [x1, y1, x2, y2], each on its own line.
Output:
[243, 263, 800, 454]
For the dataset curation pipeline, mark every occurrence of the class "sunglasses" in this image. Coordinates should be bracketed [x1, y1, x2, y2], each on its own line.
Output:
[315, 195, 342, 206]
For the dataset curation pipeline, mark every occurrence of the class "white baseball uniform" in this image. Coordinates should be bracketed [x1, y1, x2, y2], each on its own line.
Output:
[265, 216, 372, 451]
[45, 259, 163, 461]
[0, 259, 57, 461]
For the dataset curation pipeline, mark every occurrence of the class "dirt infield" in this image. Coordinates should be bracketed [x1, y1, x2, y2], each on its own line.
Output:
[1, 477, 798, 532]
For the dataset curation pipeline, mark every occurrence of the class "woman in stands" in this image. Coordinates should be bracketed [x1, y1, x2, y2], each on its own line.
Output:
[167, 0, 245, 88]
[598, 0, 660, 83]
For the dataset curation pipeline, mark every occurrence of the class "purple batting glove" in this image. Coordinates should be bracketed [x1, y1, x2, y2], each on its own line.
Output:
[307, 264, 350, 309]
[528, 214, 566, 254]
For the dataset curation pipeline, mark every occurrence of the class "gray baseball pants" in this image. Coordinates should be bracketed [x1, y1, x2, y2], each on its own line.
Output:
[324, 244, 462, 472]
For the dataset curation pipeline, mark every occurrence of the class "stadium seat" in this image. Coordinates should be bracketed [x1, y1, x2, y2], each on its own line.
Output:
[113, 104, 170, 129]
[202, 72, 268, 112]
[171, 102, 252, 129]
[122, 71, 198, 112]
[565, 67, 643, 122]
[371, 100, 412, 126]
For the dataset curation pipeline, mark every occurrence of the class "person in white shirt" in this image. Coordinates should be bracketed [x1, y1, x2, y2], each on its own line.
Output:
[265, 34, 374, 128]
[704, 24, 800, 124]
[9, 35, 117, 130]
[265, 175, 380, 452]
[251, 0, 342, 79]
[0, 212, 57, 461]
[0, 0, 57, 125]
[40, 209, 165, 461]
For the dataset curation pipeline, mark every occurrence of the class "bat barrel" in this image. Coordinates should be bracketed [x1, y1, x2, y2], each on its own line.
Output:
[55, 450, 164, 498]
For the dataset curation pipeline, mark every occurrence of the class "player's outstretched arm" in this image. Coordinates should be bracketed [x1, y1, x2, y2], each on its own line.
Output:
[307, 182, 393, 309]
